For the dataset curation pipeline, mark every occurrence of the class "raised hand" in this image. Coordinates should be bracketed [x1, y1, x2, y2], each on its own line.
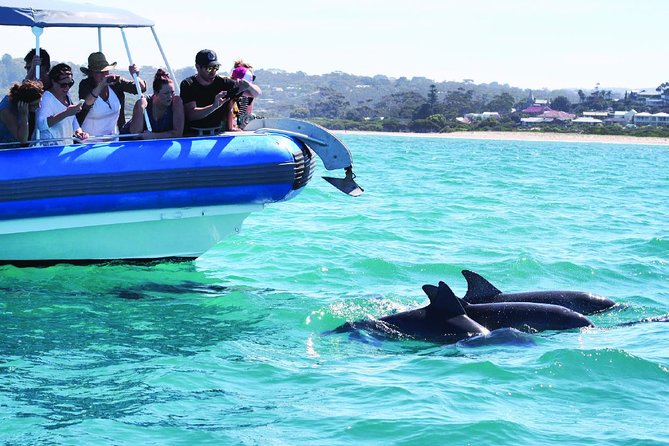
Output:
[67, 102, 83, 116]
[17, 100, 30, 117]
[129, 64, 140, 77]
[214, 90, 229, 108]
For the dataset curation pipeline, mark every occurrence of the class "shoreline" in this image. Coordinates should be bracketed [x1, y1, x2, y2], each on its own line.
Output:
[334, 130, 669, 146]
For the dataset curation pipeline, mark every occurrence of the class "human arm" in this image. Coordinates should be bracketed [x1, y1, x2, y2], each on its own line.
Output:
[24, 55, 43, 82]
[16, 101, 31, 144]
[77, 78, 100, 124]
[0, 105, 29, 144]
[128, 96, 148, 134]
[46, 103, 82, 128]
[226, 100, 241, 132]
[182, 90, 230, 122]
[119, 65, 147, 94]
[238, 79, 261, 98]
[129, 64, 147, 92]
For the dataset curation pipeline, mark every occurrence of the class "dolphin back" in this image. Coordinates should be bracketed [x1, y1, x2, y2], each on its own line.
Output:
[461, 270, 615, 315]
[464, 301, 593, 332]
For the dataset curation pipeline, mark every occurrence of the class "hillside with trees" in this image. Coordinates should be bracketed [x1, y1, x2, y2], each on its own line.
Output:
[2, 53, 667, 136]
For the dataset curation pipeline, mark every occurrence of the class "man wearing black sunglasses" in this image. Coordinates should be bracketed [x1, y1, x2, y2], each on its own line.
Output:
[180, 49, 261, 136]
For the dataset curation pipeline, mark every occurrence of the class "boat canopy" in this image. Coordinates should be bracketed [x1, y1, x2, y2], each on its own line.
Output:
[0, 0, 154, 28]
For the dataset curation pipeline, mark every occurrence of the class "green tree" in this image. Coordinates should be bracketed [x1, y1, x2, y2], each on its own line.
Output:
[486, 92, 515, 114]
[344, 105, 374, 121]
[309, 87, 350, 119]
[442, 88, 477, 118]
[427, 84, 438, 110]
[290, 107, 309, 119]
[551, 95, 572, 112]
[374, 91, 425, 119]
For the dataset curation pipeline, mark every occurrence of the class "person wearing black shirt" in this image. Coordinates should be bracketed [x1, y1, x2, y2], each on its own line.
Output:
[180, 49, 261, 136]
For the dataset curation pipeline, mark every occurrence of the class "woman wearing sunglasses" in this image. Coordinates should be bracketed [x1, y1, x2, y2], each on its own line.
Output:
[35, 63, 88, 146]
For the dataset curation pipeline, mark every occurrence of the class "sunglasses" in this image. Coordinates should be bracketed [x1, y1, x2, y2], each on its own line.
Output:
[57, 81, 75, 88]
[204, 65, 220, 73]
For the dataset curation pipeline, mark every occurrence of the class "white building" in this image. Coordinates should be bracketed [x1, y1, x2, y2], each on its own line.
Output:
[634, 112, 669, 126]
[572, 117, 603, 124]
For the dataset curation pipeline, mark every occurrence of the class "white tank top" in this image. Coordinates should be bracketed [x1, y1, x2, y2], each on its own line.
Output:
[81, 88, 121, 137]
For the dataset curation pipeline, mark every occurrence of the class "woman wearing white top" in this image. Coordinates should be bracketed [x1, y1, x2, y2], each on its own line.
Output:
[77, 52, 146, 137]
[36, 63, 88, 146]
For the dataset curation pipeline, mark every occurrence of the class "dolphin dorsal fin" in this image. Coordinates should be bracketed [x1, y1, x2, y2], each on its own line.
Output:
[462, 270, 502, 303]
[421, 284, 438, 300]
[424, 281, 466, 317]
[424, 283, 471, 309]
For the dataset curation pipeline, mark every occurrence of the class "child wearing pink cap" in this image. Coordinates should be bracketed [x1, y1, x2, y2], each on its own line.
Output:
[229, 61, 258, 130]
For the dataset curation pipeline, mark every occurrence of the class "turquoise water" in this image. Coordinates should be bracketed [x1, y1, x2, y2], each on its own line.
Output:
[1, 135, 668, 445]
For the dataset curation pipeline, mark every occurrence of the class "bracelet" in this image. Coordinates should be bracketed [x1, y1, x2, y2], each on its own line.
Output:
[90, 92, 98, 98]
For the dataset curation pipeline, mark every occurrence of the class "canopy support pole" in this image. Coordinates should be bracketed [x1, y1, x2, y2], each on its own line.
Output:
[120, 27, 152, 132]
[31, 26, 43, 140]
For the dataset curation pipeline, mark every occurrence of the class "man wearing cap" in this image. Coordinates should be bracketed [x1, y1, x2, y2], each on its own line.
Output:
[180, 49, 261, 136]
[77, 52, 147, 137]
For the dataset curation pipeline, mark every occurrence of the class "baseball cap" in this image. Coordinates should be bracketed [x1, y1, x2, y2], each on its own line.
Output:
[195, 49, 219, 67]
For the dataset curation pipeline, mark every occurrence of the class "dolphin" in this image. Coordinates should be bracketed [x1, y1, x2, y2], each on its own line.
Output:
[423, 284, 593, 332]
[461, 270, 615, 315]
[331, 281, 490, 343]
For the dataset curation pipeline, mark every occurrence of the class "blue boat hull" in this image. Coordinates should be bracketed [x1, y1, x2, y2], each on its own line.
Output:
[0, 133, 316, 263]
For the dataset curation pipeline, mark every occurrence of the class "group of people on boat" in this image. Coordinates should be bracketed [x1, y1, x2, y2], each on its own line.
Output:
[0, 48, 261, 148]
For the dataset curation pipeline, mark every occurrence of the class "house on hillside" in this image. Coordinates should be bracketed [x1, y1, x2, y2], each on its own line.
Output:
[583, 111, 609, 120]
[629, 90, 665, 107]
[605, 110, 636, 125]
[522, 104, 552, 115]
[572, 117, 603, 124]
[634, 112, 669, 126]
[542, 110, 575, 121]
[520, 109, 574, 126]
[521, 90, 551, 113]
[521, 117, 553, 126]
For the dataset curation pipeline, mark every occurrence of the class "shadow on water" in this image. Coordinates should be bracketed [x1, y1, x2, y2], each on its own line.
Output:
[0, 260, 284, 430]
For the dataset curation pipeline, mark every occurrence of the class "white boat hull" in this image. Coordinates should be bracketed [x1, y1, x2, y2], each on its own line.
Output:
[0, 204, 262, 263]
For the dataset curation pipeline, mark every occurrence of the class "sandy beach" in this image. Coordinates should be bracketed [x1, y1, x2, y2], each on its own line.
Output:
[335, 130, 669, 146]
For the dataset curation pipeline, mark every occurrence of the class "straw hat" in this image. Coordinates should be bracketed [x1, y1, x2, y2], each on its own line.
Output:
[80, 52, 117, 74]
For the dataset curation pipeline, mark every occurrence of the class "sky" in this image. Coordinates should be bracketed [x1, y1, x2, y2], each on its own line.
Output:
[1, 0, 667, 90]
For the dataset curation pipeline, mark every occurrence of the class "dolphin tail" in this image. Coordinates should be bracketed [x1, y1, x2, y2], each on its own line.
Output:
[462, 270, 503, 303]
